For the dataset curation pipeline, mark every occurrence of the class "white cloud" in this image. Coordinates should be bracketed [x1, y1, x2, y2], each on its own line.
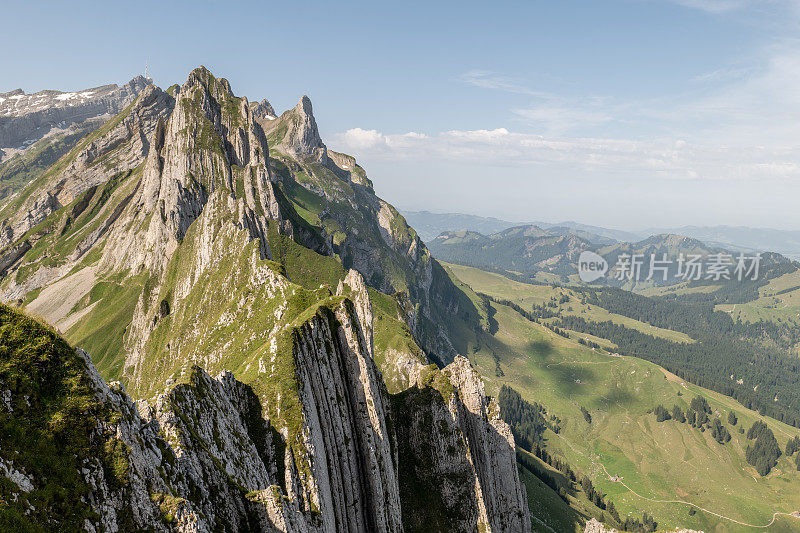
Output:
[332, 126, 800, 183]
[459, 70, 541, 96]
[339, 128, 386, 150]
[333, 17, 800, 224]
[337, 39, 800, 185]
[666, 0, 749, 13]
[339, 129, 429, 151]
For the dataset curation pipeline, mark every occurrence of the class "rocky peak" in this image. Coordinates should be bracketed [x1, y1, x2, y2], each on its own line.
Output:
[251, 98, 277, 119]
[103, 66, 281, 276]
[182, 65, 234, 99]
[120, 74, 151, 98]
[0, 75, 154, 161]
[265, 94, 328, 162]
[0, 66, 532, 530]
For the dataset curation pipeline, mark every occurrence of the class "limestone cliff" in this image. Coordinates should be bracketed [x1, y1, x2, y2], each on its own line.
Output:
[0, 83, 173, 250]
[0, 76, 150, 160]
[0, 67, 527, 531]
[0, 299, 528, 532]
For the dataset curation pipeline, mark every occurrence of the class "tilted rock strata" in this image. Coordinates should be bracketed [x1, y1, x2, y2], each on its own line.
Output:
[0, 76, 150, 154]
[0, 67, 527, 530]
[1, 302, 528, 532]
[0, 83, 173, 249]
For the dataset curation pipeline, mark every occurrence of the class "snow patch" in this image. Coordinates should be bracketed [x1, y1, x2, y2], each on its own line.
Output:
[55, 92, 77, 101]
[264, 115, 276, 120]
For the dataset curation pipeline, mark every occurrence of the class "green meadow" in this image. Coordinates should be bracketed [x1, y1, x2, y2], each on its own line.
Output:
[447, 263, 800, 533]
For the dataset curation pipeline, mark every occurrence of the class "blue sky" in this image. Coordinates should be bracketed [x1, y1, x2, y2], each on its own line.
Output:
[4, 0, 800, 229]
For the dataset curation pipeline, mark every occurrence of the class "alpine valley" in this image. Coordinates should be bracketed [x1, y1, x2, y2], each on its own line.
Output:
[1, 67, 800, 533]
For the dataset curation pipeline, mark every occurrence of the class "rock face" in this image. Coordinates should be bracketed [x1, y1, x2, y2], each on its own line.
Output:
[262, 95, 327, 162]
[0, 67, 528, 530]
[0, 76, 150, 158]
[0, 83, 173, 249]
[0, 66, 471, 370]
[0, 300, 528, 532]
[102, 68, 277, 275]
[392, 356, 530, 533]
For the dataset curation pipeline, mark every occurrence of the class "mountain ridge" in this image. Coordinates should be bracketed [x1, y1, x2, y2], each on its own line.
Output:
[0, 66, 528, 531]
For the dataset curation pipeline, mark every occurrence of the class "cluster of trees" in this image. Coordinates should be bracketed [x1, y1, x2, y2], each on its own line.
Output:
[544, 323, 571, 339]
[499, 385, 623, 527]
[533, 444, 575, 484]
[688, 396, 712, 428]
[498, 385, 560, 451]
[653, 404, 671, 422]
[786, 436, 800, 471]
[652, 396, 731, 444]
[554, 308, 800, 428]
[745, 421, 782, 475]
[580, 406, 592, 424]
[621, 513, 658, 533]
[580, 475, 620, 523]
[477, 294, 558, 322]
[577, 337, 603, 350]
[785, 435, 800, 456]
[710, 418, 732, 444]
[516, 450, 570, 503]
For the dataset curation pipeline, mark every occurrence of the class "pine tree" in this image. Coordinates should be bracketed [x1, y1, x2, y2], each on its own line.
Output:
[785, 435, 800, 456]
[654, 404, 671, 422]
[746, 423, 782, 475]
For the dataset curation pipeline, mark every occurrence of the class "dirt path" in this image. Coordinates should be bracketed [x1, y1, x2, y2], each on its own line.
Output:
[598, 462, 799, 529]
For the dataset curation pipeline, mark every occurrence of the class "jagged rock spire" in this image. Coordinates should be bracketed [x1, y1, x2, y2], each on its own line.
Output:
[250, 98, 276, 119]
[266, 94, 328, 162]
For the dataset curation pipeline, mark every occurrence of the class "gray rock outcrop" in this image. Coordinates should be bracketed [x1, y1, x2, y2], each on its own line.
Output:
[0, 83, 173, 249]
[0, 76, 150, 159]
[8, 296, 529, 532]
[583, 518, 703, 533]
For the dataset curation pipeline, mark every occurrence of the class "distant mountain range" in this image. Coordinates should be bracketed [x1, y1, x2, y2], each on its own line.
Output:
[427, 223, 793, 290]
[427, 226, 594, 279]
[0, 76, 151, 206]
[644, 225, 800, 259]
[403, 210, 800, 259]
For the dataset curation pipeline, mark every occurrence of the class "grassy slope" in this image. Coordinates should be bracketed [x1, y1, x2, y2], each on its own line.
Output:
[448, 264, 800, 533]
[445, 263, 694, 344]
[716, 270, 800, 328]
[0, 125, 95, 208]
[0, 304, 127, 532]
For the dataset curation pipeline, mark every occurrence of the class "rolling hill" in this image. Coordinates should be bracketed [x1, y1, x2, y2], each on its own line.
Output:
[446, 262, 800, 533]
